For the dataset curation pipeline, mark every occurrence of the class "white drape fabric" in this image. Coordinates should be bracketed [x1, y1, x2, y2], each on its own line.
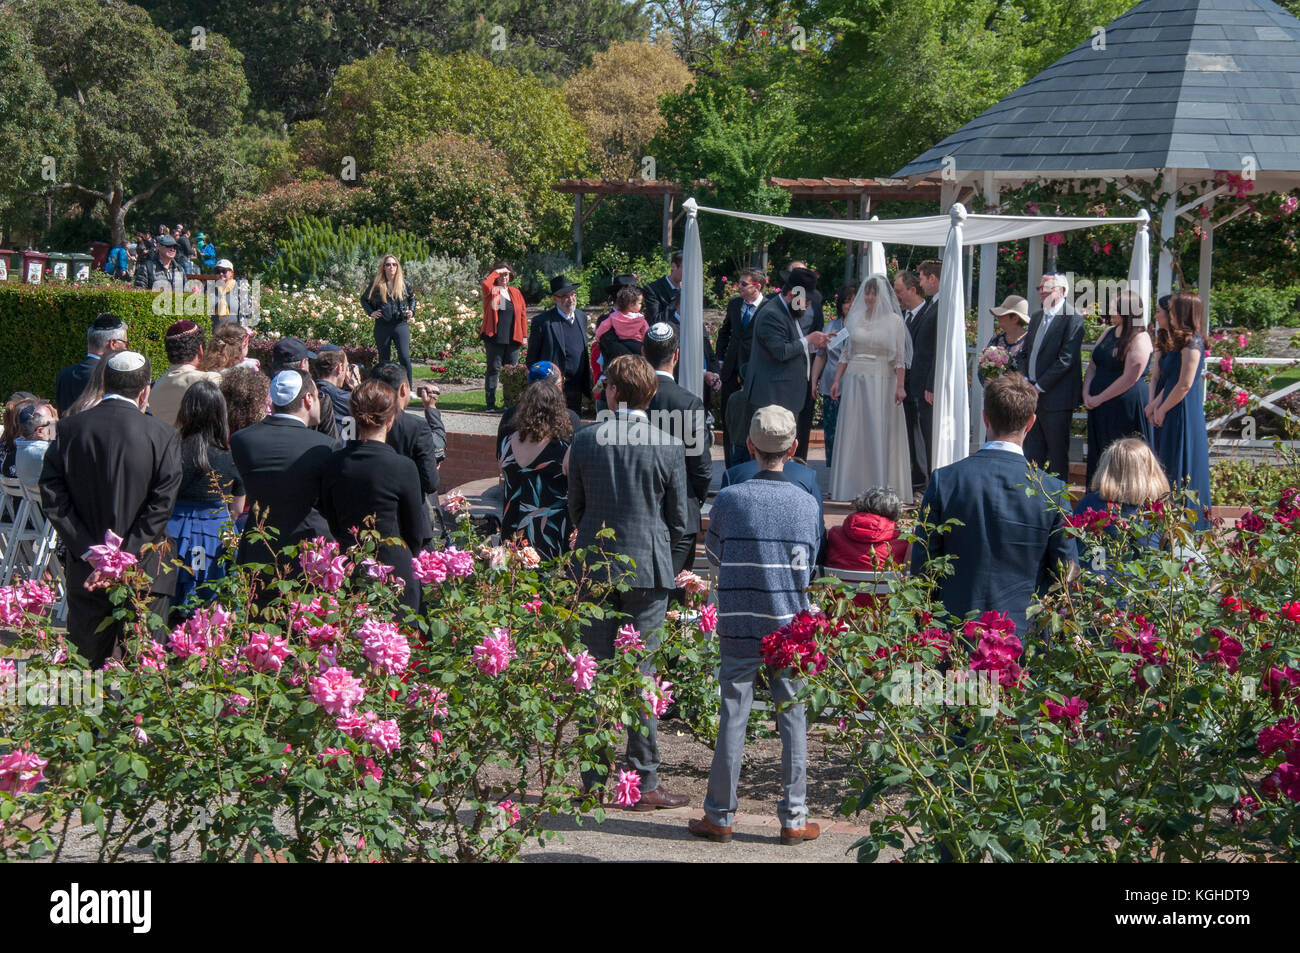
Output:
[933, 205, 969, 470]
[680, 198, 705, 400]
[1128, 212, 1152, 327]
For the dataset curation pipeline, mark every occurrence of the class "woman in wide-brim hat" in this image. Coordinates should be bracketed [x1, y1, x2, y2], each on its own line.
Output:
[480, 260, 528, 412]
[978, 295, 1031, 385]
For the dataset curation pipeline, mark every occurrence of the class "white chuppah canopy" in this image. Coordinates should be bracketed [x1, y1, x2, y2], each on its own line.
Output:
[680, 197, 1150, 471]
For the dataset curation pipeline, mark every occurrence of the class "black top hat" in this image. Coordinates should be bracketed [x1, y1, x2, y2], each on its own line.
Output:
[549, 274, 579, 295]
[782, 267, 819, 294]
[605, 273, 641, 300]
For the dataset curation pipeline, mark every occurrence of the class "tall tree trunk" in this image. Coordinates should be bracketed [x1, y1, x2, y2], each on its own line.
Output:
[108, 185, 126, 248]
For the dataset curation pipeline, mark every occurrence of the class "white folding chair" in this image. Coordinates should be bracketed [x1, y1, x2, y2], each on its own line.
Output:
[20, 481, 60, 582]
[0, 477, 22, 567]
[0, 479, 41, 584]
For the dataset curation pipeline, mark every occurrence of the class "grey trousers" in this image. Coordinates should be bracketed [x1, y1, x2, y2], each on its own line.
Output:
[704, 651, 808, 828]
[580, 586, 670, 794]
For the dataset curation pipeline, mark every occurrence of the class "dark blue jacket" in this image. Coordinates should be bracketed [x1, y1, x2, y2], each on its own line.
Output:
[911, 447, 1076, 639]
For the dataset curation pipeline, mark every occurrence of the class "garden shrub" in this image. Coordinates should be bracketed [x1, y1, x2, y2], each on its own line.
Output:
[1210, 282, 1300, 330]
[215, 179, 367, 272]
[260, 216, 430, 289]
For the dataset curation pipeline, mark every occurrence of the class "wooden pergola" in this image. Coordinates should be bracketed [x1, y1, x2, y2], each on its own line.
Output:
[553, 176, 945, 274]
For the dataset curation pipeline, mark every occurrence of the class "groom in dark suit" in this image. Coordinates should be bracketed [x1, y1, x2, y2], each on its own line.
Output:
[897, 267, 936, 495]
[1017, 272, 1084, 480]
[911, 373, 1076, 638]
[742, 268, 830, 436]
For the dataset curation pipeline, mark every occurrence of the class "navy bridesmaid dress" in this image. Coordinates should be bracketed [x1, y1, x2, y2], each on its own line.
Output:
[1085, 327, 1153, 484]
[1153, 334, 1212, 525]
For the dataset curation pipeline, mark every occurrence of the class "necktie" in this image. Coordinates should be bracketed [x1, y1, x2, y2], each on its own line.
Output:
[741, 303, 753, 328]
[904, 309, 914, 328]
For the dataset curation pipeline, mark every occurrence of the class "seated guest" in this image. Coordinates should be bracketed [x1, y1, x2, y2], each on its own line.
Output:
[221, 366, 270, 435]
[272, 337, 337, 442]
[827, 487, 909, 571]
[1, 393, 37, 477]
[150, 321, 222, 428]
[911, 373, 1076, 638]
[499, 380, 573, 560]
[320, 380, 433, 615]
[168, 381, 245, 613]
[689, 404, 823, 846]
[497, 361, 581, 456]
[55, 314, 128, 414]
[198, 322, 259, 374]
[13, 403, 58, 488]
[313, 345, 358, 423]
[1074, 437, 1169, 561]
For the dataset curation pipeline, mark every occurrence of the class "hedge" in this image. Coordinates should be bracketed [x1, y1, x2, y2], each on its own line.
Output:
[1209, 281, 1300, 330]
[0, 283, 174, 400]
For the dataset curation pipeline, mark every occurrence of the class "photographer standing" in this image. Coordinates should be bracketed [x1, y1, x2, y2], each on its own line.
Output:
[362, 255, 416, 387]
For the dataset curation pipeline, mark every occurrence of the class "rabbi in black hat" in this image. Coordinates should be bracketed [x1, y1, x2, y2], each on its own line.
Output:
[526, 274, 592, 414]
[741, 267, 830, 434]
[55, 313, 128, 414]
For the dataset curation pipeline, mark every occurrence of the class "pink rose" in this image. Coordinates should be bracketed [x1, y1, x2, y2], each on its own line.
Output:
[614, 624, 643, 653]
[412, 549, 448, 584]
[473, 627, 515, 676]
[614, 769, 641, 807]
[0, 749, 48, 794]
[642, 676, 674, 718]
[359, 619, 411, 675]
[567, 649, 597, 691]
[84, 529, 137, 587]
[497, 799, 521, 826]
[699, 603, 718, 635]
[243, 630, 292, 674]
[309, 666, 367, 716]
[522, 596, 543, 615]
[361, 717, 401, 755]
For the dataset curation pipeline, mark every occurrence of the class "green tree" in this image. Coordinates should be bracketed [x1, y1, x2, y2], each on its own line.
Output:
[652, 78, 798, 270]
[360, 134, 534, 263]
[140, 0, 649, 121]
[20, 0, 250, 246]
[0, 16, 73, 243]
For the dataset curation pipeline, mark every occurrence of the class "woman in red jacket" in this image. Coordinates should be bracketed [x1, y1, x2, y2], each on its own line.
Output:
[481, 260, 528, 412]
[827, 487, 909, 570]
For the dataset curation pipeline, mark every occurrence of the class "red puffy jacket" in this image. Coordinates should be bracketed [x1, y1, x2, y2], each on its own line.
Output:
[827, 512, 909, 571]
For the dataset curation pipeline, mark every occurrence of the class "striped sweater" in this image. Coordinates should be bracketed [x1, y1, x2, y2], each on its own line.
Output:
[706, 471, 823, 656]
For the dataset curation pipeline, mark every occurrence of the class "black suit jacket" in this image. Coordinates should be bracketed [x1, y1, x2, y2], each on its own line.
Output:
[910, 447, 1076, 637]
[55, 355, 99, 414]
[388, 409, 440, 496]
[1017, 303, 1085, 413]
[906, 297, 939, 400]
[647, 372, 712, 534]
[527, 307, 592, 398]
[230, 415, 337, 565]
[568, 411, 689, 589]
[715, 295, 757, 384]
[39, 397, 182, 590]
[642, 276, 679, 326]
[742, 294, 810, 414]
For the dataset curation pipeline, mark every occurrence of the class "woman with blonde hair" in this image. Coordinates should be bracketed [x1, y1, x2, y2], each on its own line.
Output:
[362, 254, 416, 387]
[1074, 437, 1171, 562]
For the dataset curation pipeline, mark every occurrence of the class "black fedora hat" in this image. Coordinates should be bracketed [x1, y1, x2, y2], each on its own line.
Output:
[549, 274, 579, 295]
[605, 273, 641, 300]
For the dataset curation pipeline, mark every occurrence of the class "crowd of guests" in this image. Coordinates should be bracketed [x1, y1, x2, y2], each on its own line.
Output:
[2, 246, 1223, 845]
[105, 223, 218, 282]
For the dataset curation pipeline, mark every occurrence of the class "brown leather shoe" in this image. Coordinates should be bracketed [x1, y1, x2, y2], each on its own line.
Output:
[628, 785, 690, 812]
[780, 821, 821, 845]
[688, 816, 733, 843]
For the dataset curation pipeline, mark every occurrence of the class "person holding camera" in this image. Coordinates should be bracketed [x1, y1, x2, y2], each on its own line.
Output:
[362, 255, 416, 387]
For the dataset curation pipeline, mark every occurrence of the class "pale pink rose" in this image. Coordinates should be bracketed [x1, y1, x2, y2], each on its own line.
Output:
[674, 570, 709, 594]
[336, 713, 370, 739]
[614, 769, 641, 807]
[486, 546, 508, 572]
[515, 546, 542, 569]
[299, 538, 351, 592]
[360, 558, 395, 582]
[473, 628, 515, 676]
[84, 529, 136, 587]
[362, 717, 401, 755]
[0, 749, 48, 793]
[442, 492, 469, 518]
[243, 630, 292, 674]
[304, 623, 339, 648]
[359, 619, 411, 675]
[567, 650, 598, 691]
[15, 581, 56, 614]
[131, 714, 148, 745]
[309, 666, 367, 716]
[614, 624, 643, 654]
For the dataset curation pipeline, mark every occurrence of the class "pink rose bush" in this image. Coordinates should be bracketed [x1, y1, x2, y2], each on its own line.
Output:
[473, 627, 516, 676]
[0, 749, 47, 794]
[309, 667, 367, 716]
[299, 538, 351, 592]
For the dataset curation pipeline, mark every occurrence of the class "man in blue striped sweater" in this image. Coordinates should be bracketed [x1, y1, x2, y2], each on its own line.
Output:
[689, 405, 824, 845]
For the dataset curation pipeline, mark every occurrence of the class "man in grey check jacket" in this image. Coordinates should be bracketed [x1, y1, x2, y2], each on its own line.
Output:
[567, 354, 691, 809]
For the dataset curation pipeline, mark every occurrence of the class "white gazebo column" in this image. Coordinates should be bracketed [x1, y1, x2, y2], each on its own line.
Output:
[1027, 235, 1044, 301]
[1157, 168, 1178, 300]
[973, 171, 999, 447]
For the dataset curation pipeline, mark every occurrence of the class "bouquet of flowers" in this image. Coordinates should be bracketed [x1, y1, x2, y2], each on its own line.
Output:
[979, 345, 1012, 379]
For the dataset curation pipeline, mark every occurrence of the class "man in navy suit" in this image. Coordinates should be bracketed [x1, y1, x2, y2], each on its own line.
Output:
[1017, 272, 1084, 480]
[911, 373, 1076, 639]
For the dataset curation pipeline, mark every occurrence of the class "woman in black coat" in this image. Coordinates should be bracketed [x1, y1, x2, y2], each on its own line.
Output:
[361, 255, 417, 386]
[320, 379, 432, 615]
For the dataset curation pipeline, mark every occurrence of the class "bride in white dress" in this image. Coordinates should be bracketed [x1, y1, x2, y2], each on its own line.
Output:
[828, 274, 912, 501]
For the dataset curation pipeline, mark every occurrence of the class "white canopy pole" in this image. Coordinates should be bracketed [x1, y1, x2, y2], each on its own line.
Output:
[973, 173, 999, 447]
[932, 204, 970, 470]
[679, 198, 705, 400]
[1157, 168, 1178, 300]
[868, 215, 886, 275]
[1128, 208, 1151, 327]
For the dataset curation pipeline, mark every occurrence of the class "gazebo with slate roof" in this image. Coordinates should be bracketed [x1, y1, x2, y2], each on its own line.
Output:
[893, 0, 1300, 343]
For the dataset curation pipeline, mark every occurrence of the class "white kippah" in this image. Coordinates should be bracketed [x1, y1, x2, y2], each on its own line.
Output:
[106, 351, 146, 372]
[270, 369, 304, 406]
[646, 322, 675, 341]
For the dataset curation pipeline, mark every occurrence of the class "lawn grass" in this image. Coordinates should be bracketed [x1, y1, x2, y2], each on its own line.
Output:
[407, 389, 488, 412]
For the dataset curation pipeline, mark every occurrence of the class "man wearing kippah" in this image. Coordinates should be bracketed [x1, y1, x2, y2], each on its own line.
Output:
[55, 313, 128, 414]
[150, 320, 222, 428]
[688, 404, 823, 845]
[40, 351, 183, 668]
[230, 369, 336, 579]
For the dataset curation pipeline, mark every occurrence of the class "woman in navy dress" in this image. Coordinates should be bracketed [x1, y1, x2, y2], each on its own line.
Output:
[1146, 293, 1211, 526]
[320, 380, 433, 615]
[1082, 288, 1153, 484]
